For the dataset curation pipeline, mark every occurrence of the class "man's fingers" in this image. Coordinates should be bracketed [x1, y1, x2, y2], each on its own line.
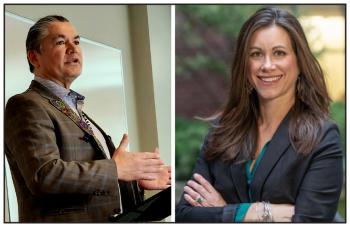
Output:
[142, 151, 161, 159]
[139, 173, 158, 180]
[117, 134, 129, 152]
[153, 147, 160, 154]
[142, 166, 164, 174]
[142, 159, 164, 167]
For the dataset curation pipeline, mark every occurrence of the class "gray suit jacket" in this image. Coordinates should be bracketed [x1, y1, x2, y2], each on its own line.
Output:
[5, 80, 143, 222]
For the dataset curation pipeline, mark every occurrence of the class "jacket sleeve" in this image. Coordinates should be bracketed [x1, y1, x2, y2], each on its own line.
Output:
[175, 133, 240, 222]
[292, 122, 343, 222]
[5, 94, 120, 197]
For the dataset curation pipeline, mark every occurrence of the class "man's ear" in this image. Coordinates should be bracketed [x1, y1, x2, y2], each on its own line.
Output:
[27, 50, 40, 69]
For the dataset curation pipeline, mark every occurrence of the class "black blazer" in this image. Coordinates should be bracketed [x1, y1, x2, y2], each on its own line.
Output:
[176, 114, 343, 222]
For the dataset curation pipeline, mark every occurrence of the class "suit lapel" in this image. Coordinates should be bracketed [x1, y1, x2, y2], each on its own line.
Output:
[82, 112, 115, 157]
[29, 80, 107, 156]
[230, 162, 249, 202]
[250, 112, 292, 201]
[49, 98, 94, 136]
[49, 99, 108, 157]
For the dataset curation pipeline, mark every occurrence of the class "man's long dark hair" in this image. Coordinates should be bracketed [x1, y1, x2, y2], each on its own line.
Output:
[205, 7, 330, 163]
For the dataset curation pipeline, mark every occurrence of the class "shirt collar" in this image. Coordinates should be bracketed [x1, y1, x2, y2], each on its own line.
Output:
[34, 76, 85, 101]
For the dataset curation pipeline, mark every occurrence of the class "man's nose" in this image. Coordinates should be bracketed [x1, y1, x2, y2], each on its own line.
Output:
[66, 41, 78, 54]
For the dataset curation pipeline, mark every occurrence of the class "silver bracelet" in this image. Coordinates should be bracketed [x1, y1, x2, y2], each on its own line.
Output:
[262, 201, 273, 222]
[255, 202, 262, 222]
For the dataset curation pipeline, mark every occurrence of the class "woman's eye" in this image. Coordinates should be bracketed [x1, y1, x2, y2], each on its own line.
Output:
[250, 52, 262, 58]
[275, 50, 286, 56]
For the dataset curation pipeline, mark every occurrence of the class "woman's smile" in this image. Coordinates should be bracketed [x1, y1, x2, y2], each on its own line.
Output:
[257, 74, 283, 84]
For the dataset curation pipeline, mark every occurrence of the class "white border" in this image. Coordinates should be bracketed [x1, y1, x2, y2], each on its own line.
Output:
[1, 1, 348, 225]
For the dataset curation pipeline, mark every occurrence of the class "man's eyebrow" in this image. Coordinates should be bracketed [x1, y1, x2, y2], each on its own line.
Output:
[52, 34, 80, 40]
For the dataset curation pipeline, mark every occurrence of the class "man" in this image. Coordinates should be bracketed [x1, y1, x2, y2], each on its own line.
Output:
[5, 15, 171, 222]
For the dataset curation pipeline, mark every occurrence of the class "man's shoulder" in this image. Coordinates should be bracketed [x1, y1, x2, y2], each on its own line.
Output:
[6, 87, 49, 115]
[7, 88, 44, 105]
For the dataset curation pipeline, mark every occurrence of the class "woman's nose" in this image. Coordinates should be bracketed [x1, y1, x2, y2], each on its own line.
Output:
[261, 56, 276, 71]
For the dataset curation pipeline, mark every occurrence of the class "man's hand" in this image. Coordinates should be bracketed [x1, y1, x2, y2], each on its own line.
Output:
[112, 134, 164, 181]
[139, 165, 171, 190]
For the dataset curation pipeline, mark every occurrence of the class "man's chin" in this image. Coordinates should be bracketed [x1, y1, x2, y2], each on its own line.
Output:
[64, 73, 81, 83]
[67, 72, 82, 80]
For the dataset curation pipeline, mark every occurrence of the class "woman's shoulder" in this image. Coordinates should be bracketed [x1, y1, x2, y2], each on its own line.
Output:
[321, 118, 340, 134]
[312, 118, 342, 156]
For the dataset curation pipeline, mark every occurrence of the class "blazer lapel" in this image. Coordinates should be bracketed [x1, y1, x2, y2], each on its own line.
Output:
[49, 98, 93, 136]
[82, 112, 115, 157]
[49, 99, 107, 157]
[250, 112, 292, 201]
[29, 81, 107, 156]
[230, 162, 249, 202]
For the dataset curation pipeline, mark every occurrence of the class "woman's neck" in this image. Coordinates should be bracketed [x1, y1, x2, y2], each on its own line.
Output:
[258, 95, 295, 132]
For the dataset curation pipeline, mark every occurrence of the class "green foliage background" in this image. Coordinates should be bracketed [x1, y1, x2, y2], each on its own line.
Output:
[176, 5, 345, 219]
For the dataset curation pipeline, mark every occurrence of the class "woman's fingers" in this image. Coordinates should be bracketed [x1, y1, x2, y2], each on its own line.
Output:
[184, 173, 227, 207]
[184, 194, 203, 207]
[184, 186, 200, 200]
[187, 179, 210, 199]
[193, 173, 216, 193]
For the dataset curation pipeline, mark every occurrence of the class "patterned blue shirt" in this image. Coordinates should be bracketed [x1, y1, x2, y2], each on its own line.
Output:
[34, 76, 83, 116]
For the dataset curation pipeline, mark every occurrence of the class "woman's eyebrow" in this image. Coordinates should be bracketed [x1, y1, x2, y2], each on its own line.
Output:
[272, 45, 287, 50]
[249, 46, 262, 51]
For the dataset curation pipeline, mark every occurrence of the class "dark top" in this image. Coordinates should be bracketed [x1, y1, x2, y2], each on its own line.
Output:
[175, 113, 343, 222]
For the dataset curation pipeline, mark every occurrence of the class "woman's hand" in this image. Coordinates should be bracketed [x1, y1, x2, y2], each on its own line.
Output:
[244, 202, 295, 222]
[183, 173, 227, 207]
[269, 203, 295, 222]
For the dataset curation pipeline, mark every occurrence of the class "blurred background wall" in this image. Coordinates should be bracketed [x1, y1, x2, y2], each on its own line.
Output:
[4, 4, 171, 222]
[175, 4, 345, 218]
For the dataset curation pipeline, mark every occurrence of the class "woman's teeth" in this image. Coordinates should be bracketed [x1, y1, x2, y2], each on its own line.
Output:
[259, 75, 282, 82]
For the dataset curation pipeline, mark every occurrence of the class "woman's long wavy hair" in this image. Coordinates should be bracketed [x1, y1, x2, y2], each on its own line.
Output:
[205, 7, 331, 163]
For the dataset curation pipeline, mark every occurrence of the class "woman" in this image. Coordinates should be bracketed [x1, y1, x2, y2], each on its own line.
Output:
[176, 7, 343, 222]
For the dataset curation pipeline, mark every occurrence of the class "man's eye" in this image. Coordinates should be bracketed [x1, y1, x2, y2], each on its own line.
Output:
[56, 40, 65, 45]
[74, 40, 80, 45]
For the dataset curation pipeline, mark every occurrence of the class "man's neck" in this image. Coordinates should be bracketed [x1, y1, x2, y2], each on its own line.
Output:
[34, 74, 72, 89]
